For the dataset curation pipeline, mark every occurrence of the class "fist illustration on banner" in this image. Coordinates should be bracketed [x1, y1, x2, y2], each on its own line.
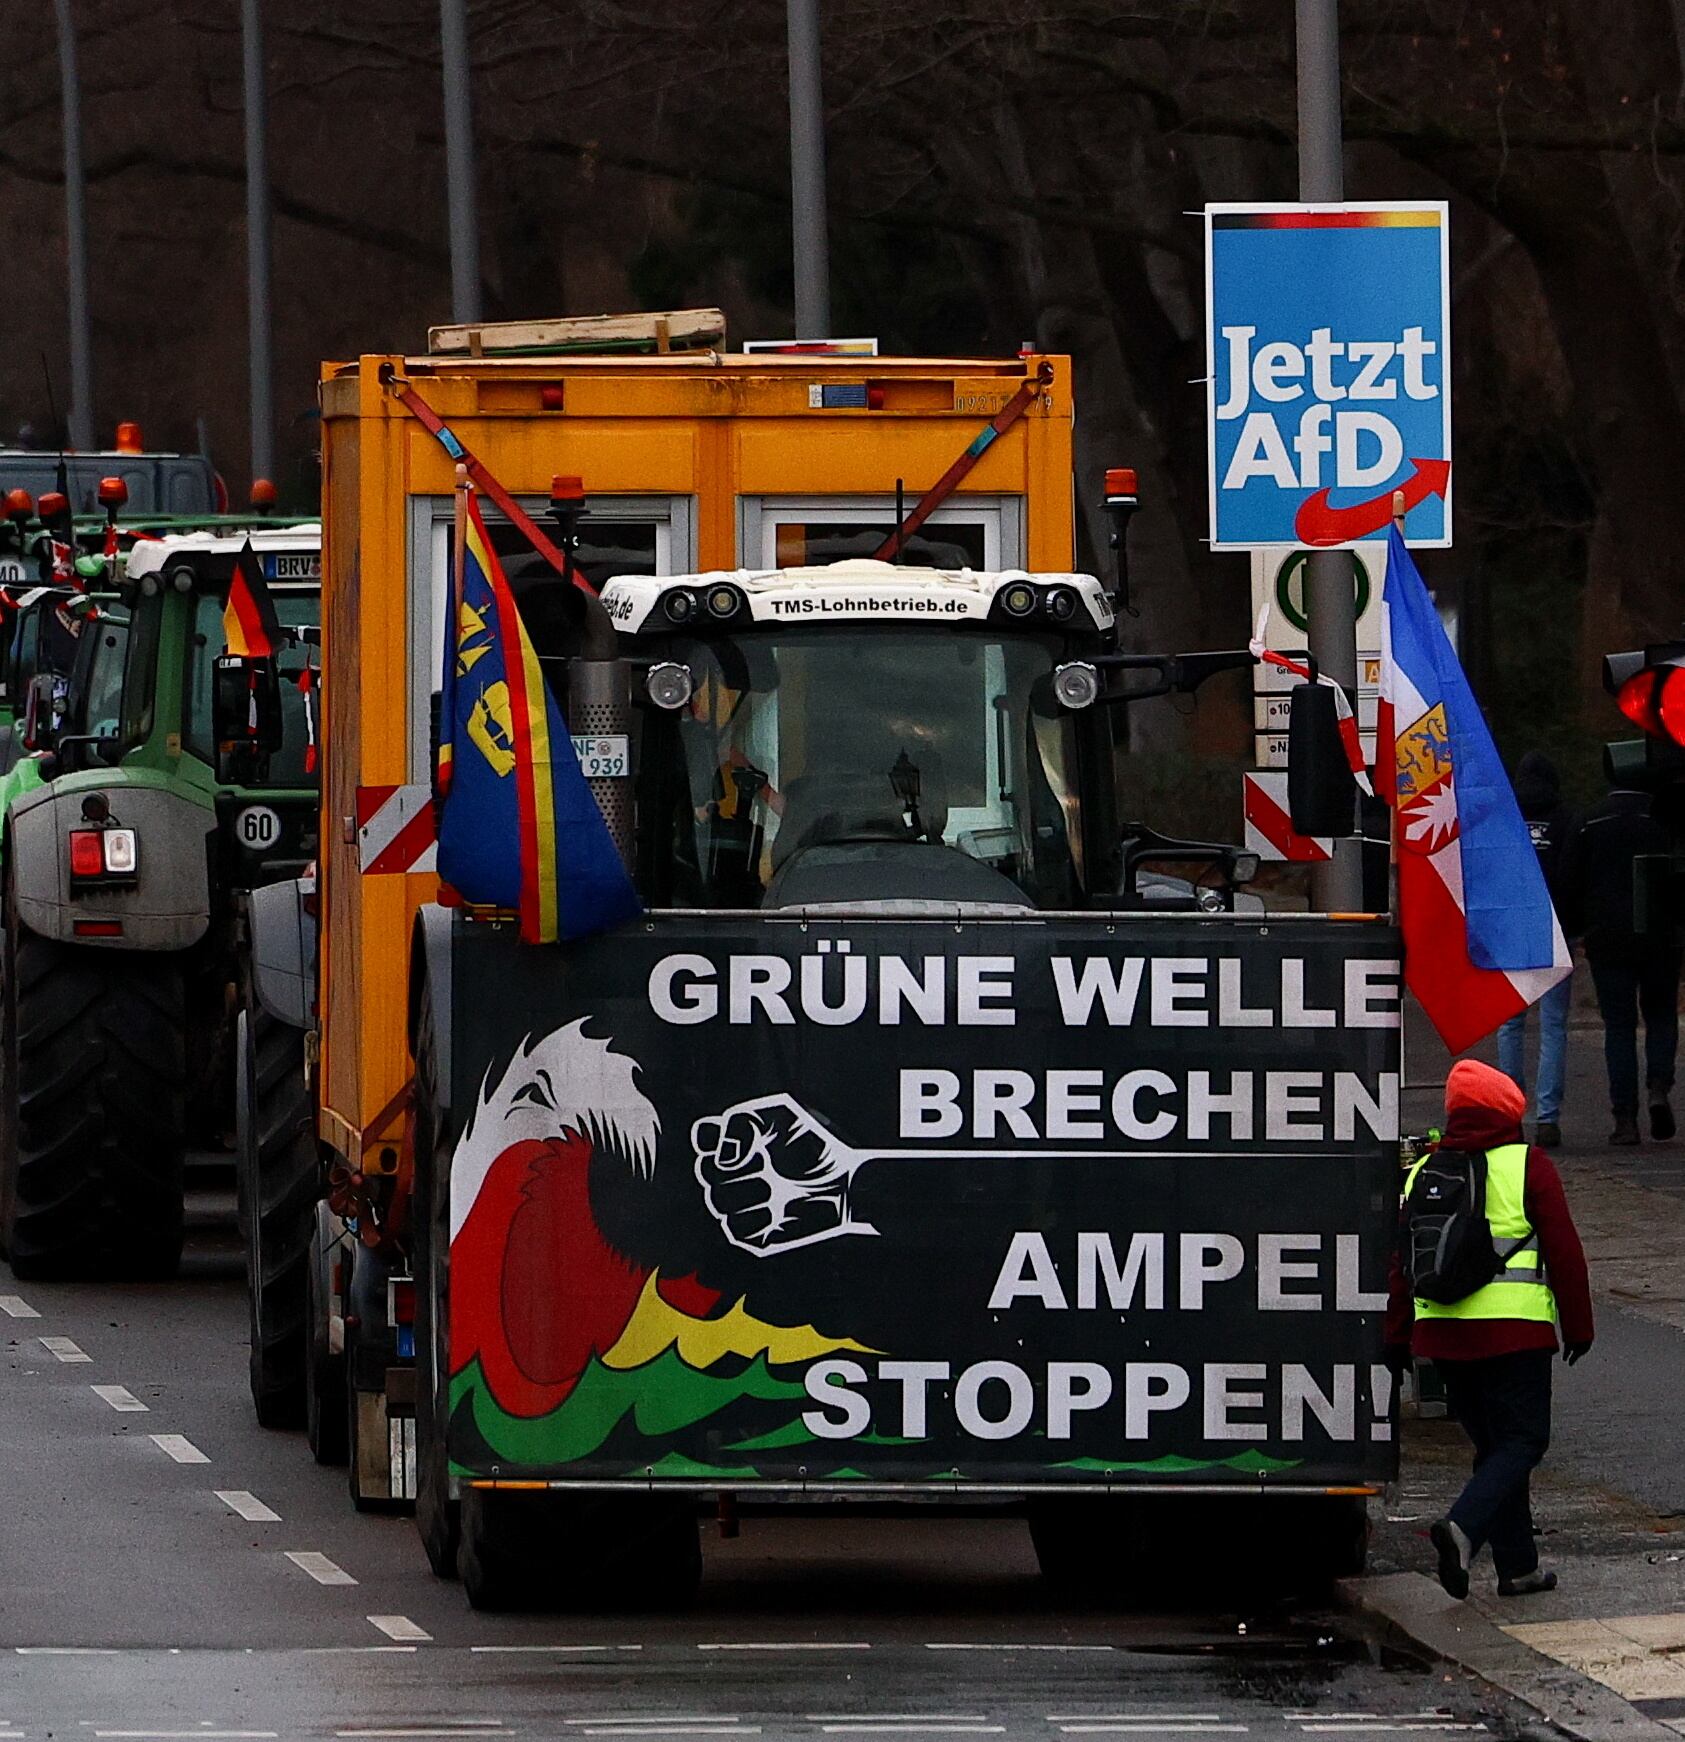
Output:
[691, 1093, 879, 1256]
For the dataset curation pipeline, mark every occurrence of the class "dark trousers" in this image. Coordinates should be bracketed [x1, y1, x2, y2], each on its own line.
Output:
[1435, 1349, 1552, 1578]
[1589, 950, 1682, 1117]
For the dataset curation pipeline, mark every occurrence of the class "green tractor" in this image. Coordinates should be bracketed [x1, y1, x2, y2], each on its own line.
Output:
[0, 523, 321, 1296]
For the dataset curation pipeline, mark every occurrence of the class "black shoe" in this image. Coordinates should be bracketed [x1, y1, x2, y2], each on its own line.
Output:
[1497, 1568, 1558, 1596]
[1534, 1121, 1562, 1149]
[1430, 1518, 1471, 1600]
[1651, 1097, 1676, 1142]
[1611, 1115, 1641, 1146]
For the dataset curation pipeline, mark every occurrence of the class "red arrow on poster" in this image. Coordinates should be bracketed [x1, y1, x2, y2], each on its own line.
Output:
[1293, 457, 1451, 547]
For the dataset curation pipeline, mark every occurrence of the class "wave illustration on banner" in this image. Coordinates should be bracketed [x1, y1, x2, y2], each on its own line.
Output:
[446, 1020, 876, 1476]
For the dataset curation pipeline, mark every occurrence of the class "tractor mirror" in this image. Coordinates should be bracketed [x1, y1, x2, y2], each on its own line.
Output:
[1287, 682, 1357, 837]
[21, 671, 57, 754]
[213, 655, 284, 781]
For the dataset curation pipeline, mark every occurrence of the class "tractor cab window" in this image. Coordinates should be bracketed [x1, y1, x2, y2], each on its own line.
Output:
[184, 587, 320, 785]
[77, 618, 129, 741]
[635, 626, 1085, 910]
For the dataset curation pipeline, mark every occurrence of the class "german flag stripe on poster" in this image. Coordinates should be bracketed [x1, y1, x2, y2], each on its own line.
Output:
[223, 540, 282, 659]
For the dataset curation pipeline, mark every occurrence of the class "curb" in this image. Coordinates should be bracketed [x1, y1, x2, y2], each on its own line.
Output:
[1335, 1572, 1678, 1741]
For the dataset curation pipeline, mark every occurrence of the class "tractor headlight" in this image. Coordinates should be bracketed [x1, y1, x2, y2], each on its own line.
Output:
[646, 661, 695, 711]
[1052, 661, 1101, 710]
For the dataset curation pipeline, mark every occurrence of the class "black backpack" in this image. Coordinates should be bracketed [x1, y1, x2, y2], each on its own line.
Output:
[1403, 1147, 1511, 1305]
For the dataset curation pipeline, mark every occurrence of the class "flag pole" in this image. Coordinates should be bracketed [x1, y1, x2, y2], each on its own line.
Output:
[451, 460, 469, 634]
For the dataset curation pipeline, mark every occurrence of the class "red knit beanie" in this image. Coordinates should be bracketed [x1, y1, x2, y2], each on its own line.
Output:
[1444, 1057, 1526, 1122]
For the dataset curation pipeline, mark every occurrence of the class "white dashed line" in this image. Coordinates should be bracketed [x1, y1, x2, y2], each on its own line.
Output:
[477, 1646, 614, 1655]
[367, 1615, 433, 1643]
[1297, 1730, 1484, 1736]
[39, 1337, 90, 1363]
[0, 1294, 40, 1317]
[928, 1643, 1114, 1653]
[13, 1647, 117, 1655]
[819, 1729, 1005, 1736]
[1056, 1730, 1247, 1737]
[334, 1731, 503, 1738]
[580, 1732, 760, 1739]
[1049, 1722, 1223, 1728]
[285, 1550, 357, 1586]
[697, 1642, 870, 1652]
[215, 1490, 281, 1523]
[93, 1733, 279, 1739]
[90, 1385, 147, 1413]
[148, 1434, 209, 1464]
[565, 1724, 740, 1730]
[808, 1722, 990, 1727]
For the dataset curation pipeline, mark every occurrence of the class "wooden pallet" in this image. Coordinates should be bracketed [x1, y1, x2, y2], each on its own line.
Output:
[426, 307, 726, 357]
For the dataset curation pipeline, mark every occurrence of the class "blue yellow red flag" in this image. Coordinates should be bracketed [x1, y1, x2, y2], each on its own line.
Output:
[435, 497, 640, 943]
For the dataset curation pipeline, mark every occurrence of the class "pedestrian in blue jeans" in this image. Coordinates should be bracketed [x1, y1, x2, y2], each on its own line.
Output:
[1498, 753, 1578, 1148]
[1559, 780, 1681, 1144]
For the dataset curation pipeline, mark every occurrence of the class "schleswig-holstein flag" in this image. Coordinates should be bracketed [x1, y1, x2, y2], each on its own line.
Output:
[436, 496, 640, 944]
[1376, 524, 1569, 1052]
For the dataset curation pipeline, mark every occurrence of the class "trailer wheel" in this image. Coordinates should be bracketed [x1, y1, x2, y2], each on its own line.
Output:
[305, 1211, 349, 1465]
[0, 914, 185, 1280]
[235, 1004, 317, 1429]
[412, 988, 460, 1578]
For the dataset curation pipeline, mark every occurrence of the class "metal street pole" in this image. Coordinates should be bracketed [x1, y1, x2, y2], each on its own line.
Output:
[1296, 0, 1363, 911]
[242, 0, 274, 488]
[786, 0, 831, 338]
[53, 0, 93, 451]
[440, 0, 482, 325]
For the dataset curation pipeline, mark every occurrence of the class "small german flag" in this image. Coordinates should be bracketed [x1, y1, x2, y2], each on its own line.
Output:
[223, 539, 281, 660]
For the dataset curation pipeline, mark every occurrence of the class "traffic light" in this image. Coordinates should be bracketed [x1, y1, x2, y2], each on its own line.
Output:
[1605, 637, 1685, 747]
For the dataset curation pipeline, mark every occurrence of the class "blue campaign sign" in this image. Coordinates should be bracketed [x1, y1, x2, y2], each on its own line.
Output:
[1205, 203, 1451, 550]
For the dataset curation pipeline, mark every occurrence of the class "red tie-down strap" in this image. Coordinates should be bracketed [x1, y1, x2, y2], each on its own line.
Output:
[381, 370, 597, 597]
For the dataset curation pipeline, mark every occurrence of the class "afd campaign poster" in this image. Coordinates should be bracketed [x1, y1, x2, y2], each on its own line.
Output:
[1206, 203, 1451, 551]
[444, 914, 1403, 1491]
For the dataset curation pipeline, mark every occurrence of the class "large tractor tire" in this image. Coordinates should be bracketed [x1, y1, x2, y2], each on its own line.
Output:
[0, 917, 186, 1280]
[235, 1003, 317, 1429]
[412, 988, 461, 1578]
[460, 1489, 702, 1614]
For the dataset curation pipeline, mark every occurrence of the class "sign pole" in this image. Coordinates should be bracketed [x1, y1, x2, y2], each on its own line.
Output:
[439, 0, 482, 325]
[786, 0, 831, 339]
[242, 0, 274, 491]
[53, 0, 94, 452]
[1296, 0, 1363, 912]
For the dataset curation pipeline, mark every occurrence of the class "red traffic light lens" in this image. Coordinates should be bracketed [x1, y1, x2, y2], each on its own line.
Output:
[1618, 663, 1685, 748]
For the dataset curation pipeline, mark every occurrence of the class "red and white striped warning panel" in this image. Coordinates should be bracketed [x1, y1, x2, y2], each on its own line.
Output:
[1243, 770, 1332, 864]
[357, 784, 437, 876]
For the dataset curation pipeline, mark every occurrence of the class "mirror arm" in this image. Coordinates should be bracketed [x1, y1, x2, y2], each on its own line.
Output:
[1088, 647, 1256, 704]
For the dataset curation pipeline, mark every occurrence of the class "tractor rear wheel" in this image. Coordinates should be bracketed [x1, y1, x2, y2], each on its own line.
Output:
[235, 1003, 317, 1428]
[0, 917, 185, 1280]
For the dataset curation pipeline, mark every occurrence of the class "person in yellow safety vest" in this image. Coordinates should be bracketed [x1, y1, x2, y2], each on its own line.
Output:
[1384, 1058, 1594, 1600]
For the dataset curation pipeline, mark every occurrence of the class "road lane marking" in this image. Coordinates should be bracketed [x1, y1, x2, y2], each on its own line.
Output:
[929, 1643, 1113, 1652]
[697, 1642, 869, 1651]
[285, 1550, 357, 1585]
[476, 1646, 613, 1655]
[93, 1733, 278, 1739]
[580, 1732, 760, 1739]
[1056, 1730, 1247, 1737]
[820, 1729, 1005, 1736]
[13, 1647, 117, 1655]
[215, 1490, 280, 1522]
[1049, 1722, 1223, 1727]
[39, 1337, 90, 1363]
[368, 1616, 432, 1643]
[335, 1730, 503, 1738]
[91, 1385, 147, 1412]
[0, 1295, 40, 1317]
[149, 1434, 209, 1464]
[808, 1722, 990, 1727]
[1297, 1729, 1485, 1735]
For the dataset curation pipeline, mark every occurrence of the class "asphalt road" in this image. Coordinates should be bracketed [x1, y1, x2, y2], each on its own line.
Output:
[0, 1196, 1551, 1741]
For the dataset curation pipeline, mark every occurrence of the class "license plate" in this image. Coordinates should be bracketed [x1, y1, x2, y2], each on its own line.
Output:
[571, 733, 629, 779]
[265, 552, 321, 580]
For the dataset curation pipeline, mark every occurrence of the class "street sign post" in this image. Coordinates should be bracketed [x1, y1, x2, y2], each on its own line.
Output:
[1205, 203, 1451, 551]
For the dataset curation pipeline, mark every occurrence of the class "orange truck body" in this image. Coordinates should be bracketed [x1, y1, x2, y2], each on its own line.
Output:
[314, 349, 1074, 1170]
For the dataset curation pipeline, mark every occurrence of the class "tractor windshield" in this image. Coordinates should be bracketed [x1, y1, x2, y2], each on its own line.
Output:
[185, 588, 320, 786]
[633, 626, 1089, 909]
